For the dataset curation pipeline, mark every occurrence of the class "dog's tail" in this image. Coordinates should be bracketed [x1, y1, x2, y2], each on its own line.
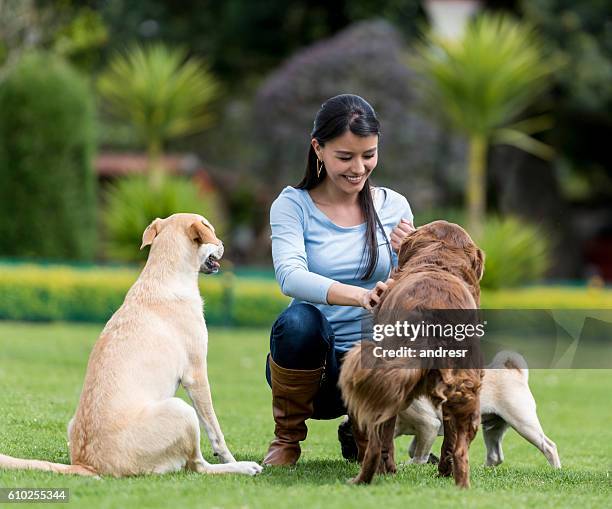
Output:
[0, 453, 98, 477]
[339, 341, 425, 431]
[488, 351, 529, 381]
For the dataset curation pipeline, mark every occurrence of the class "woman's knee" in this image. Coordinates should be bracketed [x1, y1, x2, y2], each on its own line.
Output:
[274, 303, 326, 336]
[270, 304, 332, 369]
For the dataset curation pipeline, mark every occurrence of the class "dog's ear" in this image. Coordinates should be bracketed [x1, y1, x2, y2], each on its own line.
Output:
[140, 218, 163, 250]
[472, 248, 485, 281]
[189, 220, 214, 245]
[397, 230, 419, 267]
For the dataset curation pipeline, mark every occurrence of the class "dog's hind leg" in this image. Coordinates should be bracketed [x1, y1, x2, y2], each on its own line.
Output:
[497, 393, 561, 469]
[481, 413, 509, 467]
[399, 399, 442, 465]
[378, 416, 397, 475]
[438, 406, 456, 478]
[117, 398, 261, 476]
[349, 423, 383, 484]
[451, 415, 477, 489]
[411, 417, 442, 464]
[408, 436, 417, 459]
[504, 412, 561, 468]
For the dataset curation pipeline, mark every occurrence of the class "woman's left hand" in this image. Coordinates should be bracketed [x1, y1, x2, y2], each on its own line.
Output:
[362, 278, 396, 311]
[390, 218, 416, 253]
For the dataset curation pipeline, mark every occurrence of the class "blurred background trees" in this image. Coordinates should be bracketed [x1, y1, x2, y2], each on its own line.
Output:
[98, 44, 219, 189]
[412, 12, 557, 237]
[97, 43, 224, 260]
[0, 52, 97, 260]
[251, 19, 466, 219]
[0, 0, 610, 288]
[102, 175, 222, 262]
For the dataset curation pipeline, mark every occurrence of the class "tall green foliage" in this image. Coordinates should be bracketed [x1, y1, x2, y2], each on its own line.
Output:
[98, 44, 219, 189]
[102, 175, 224, 262]
[416, 210, 551, 289]
[0, 52, 96, 260]
[479, 216, 550, 289]
[413, 14, 558, 238]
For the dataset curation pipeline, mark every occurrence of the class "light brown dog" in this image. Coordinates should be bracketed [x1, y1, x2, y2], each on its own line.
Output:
[0, 214, 262, 477]
[339, 220, 485, 488]
[395, 350, 561, 468]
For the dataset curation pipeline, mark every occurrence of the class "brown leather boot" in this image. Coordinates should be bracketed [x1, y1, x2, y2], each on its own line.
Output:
[262, 355, 323, 466]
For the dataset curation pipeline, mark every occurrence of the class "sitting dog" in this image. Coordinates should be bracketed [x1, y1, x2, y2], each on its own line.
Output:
[339, 220, 485, 488]
[395, 350, 561, 468]
[0, 214, 262, 477]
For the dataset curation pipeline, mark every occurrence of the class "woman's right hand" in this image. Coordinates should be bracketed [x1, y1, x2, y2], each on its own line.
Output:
[360, 278, 395, 311]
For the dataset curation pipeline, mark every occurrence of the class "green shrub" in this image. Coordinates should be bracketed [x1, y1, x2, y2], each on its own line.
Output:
[98, 44, 219, 189]
[416, 212, 551, 289]
[0, 52, 97, 260]
[102, 175, 225, 262]
[479, 216, 551, 290]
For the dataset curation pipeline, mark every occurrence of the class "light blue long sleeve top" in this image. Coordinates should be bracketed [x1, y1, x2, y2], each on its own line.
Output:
[270, 185, 414, 352]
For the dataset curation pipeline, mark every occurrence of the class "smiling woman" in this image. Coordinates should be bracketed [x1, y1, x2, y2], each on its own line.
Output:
[312, 133, 378, 191]
[262, 94, 415, 467]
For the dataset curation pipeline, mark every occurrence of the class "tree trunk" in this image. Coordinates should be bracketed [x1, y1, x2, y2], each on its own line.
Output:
[466, 134, 487, 239]
[147, 138, 164, 190]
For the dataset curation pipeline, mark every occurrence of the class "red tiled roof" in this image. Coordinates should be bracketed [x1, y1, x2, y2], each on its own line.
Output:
[95, 152, 201, 177]
[95, 152, 215, 191]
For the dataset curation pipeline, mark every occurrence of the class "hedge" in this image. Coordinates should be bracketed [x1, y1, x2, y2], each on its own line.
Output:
[0, 265, 289, 327]
[0, 265, 610, 327]
[480, 286, 612, 309]
[0, 53, 97, 260]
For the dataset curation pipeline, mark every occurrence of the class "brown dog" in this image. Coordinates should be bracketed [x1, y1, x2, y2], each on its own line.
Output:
[339, 220, 485, 488]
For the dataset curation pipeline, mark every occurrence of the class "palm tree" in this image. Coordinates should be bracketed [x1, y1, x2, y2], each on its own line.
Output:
[98, 44, 219, 189]
[412, 13, 559, 237]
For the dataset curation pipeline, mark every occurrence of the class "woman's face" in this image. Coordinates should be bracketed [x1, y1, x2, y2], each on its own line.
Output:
[312, 131, 378, 195]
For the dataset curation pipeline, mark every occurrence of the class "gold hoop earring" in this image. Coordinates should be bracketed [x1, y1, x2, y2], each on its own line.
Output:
[317, 159, 324, 178]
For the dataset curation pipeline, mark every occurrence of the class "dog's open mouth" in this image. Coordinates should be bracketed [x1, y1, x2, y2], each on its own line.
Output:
[203, 255, 220, 273]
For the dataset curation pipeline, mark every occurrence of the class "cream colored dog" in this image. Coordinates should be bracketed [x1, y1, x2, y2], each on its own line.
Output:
[394, 351, 561, 468]
[0, 213, 263, 477]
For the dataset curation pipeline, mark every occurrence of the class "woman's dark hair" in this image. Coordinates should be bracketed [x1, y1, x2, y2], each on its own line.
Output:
[296, 94, 387, 280]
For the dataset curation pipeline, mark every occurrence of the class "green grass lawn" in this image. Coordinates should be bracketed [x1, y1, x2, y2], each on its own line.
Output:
[0, 321, 610, 508]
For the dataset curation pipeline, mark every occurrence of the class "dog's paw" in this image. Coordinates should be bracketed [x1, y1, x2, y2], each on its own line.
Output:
[347, 475, 370, 485]
[385, 462, 397, 475]
[233, 461, 263, 476]
[408, 454, 439, 466]
[376, 460, 397, 475]
[437, 466, 453, 478]
[438, 456, 453, 477]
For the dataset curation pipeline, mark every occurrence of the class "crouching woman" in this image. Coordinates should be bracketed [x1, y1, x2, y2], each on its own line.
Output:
[263, 94, 415, 465]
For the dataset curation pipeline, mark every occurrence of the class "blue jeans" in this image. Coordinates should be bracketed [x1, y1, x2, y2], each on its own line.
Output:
[265, 303, 347, 420]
